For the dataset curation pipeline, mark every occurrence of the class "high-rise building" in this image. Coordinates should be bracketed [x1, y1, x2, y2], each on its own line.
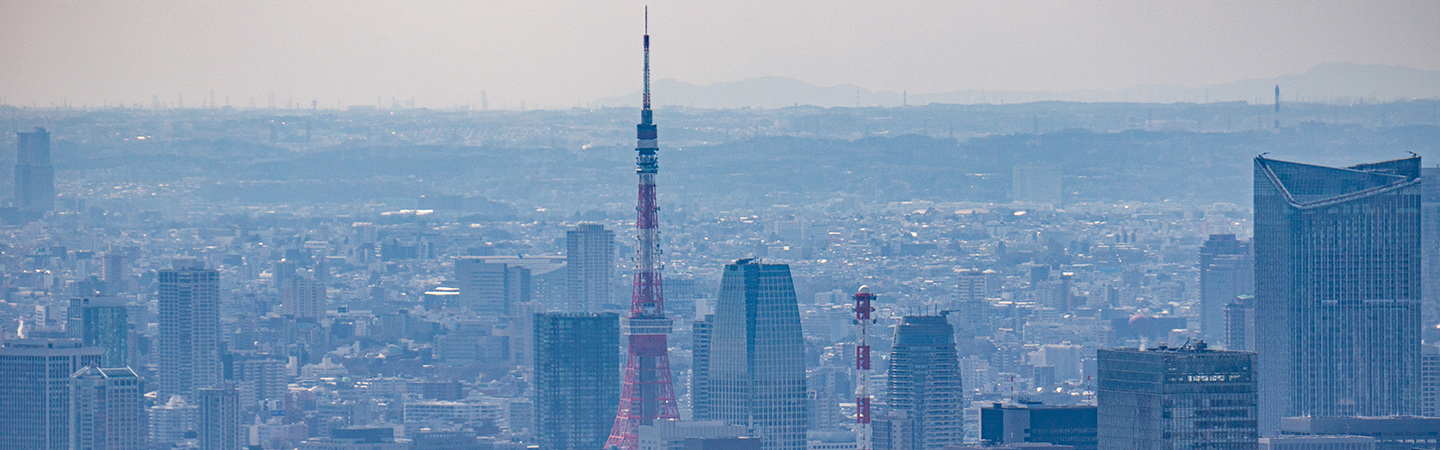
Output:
[67, 296, 130, 367]
[1422, 167, 1440, 337]
[148, 394, 197, 447]
[0, 339, 102, 450]
[70, 366, 145, 450]
[692, 314, 714, 421]
[198, 383, 242, 450]
[1425, 344, 1440, 417]
[1224, 295, 1256, 352]
[534, 312, 620, 450]
[15, 127, 55, 215]
[980, 403, 1097, 450]
[876, 315, 963, 450]
[281, 277, 326, 320]
[226, 353, 287, 412]
[956, 269, 988, 303]
[707, 259, 807, 450]
[103, 253, 128, 292]
[567, 223, 616, 312]
[1012, 164, 1062, 205]
[158, 259, 222, 400]
[1198, 234, 1253, 344]
[455, 257, 509, 315]
[1096, 344, 1257, 450]
[1254, 156, 1422, 433]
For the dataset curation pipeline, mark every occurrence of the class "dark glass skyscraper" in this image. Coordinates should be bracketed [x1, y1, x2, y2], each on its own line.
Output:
[68, 296, 130, 367]
[1253, 156, 1422, 433]
[534, 312, 620, 450]
[14, 127, 54, 215]
[1422, 167, 1440, 337]
[1096, 344, 1257, 450]
[877, 315, 964, 450]
[707, 259, 807, 450]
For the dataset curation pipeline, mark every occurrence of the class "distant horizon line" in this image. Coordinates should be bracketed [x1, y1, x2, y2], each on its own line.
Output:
[2, 61, 1438, 112]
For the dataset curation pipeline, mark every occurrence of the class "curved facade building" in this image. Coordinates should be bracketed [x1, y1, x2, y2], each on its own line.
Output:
[707, 260, 807, 450]
[1253, 156, 1422, 433]
[879, 315, 963, 450]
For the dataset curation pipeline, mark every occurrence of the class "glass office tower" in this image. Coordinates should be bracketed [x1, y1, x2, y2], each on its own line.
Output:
[1253, 156, 1422, 433]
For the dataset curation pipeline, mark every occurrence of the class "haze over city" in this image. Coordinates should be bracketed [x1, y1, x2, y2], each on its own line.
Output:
[4, 1, 1440, 108]
[2, 2, 1440, 450]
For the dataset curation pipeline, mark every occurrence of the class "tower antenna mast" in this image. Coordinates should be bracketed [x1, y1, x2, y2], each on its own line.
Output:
[608, 8, 679, 450]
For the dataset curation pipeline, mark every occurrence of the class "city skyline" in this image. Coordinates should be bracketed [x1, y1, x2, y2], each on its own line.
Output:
[2, 5, 1439, 450]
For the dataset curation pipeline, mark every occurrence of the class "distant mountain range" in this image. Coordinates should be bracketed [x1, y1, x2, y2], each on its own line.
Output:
[593, 63, 1440, 109]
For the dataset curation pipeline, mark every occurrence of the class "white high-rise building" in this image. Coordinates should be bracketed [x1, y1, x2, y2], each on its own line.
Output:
[567, 223, 615, 312]
[158, 259, 221, 400]
[149, 395, 198, 447]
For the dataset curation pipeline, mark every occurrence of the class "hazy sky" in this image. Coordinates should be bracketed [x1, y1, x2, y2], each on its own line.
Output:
[3, 0, 1438, 109]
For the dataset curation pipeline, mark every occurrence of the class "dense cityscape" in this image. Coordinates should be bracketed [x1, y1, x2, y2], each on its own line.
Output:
[5, 15, 1440, 450]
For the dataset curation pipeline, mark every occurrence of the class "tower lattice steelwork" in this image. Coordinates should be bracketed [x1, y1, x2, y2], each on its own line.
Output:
[607, 10, 679, 450]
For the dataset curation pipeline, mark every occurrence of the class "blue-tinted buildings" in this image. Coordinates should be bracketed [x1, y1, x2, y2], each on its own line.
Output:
[1253, 156, 1422, 432]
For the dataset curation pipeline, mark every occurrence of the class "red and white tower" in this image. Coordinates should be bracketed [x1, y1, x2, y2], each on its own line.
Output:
[607, 10, 679, 450]
[854, 286, 875, 450]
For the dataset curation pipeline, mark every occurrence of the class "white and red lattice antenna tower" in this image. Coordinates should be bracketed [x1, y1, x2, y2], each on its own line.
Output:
[607, 8, 679, 450]
[854, 286, 876, 450]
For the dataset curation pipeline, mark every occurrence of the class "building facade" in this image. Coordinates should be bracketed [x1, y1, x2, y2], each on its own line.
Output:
[879, 315, 964, 450]
[1224, 295, 1256, 352]
[158, 259, 222, 401]
[15, 127, 55, 215]
[1097, 345, 1257, 450]
[70, 366, 145, 450]
[198, 383, 242, 450]
[692, 314, 714, 421]
[1198, 234, 1253, 345]
[1253, 156, 1422, 433]
[534, 312, 620, 450]
[67, 296, 130, 367]
[0, 339, 102, 450]
[981, 403, 1097, 450]
[706, 259, 807, 450]
[566, 223, 615, 312]
[454, 257, 511, 315]
[281, 277, 326, 320]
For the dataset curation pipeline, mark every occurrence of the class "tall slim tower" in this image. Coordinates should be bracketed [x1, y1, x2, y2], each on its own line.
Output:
[15, 127, 55, 216]
[854, 288, 875, 450]
[567, 223, 616, 312]
[158, 259, 222, 401]
[608, 11, 680, 450]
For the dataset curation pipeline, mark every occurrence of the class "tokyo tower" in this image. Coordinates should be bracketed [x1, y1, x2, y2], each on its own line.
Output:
[606, 8, 679, 450]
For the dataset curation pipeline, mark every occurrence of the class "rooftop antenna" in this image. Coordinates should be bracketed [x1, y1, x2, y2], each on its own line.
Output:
[643, 6, 651, 114]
